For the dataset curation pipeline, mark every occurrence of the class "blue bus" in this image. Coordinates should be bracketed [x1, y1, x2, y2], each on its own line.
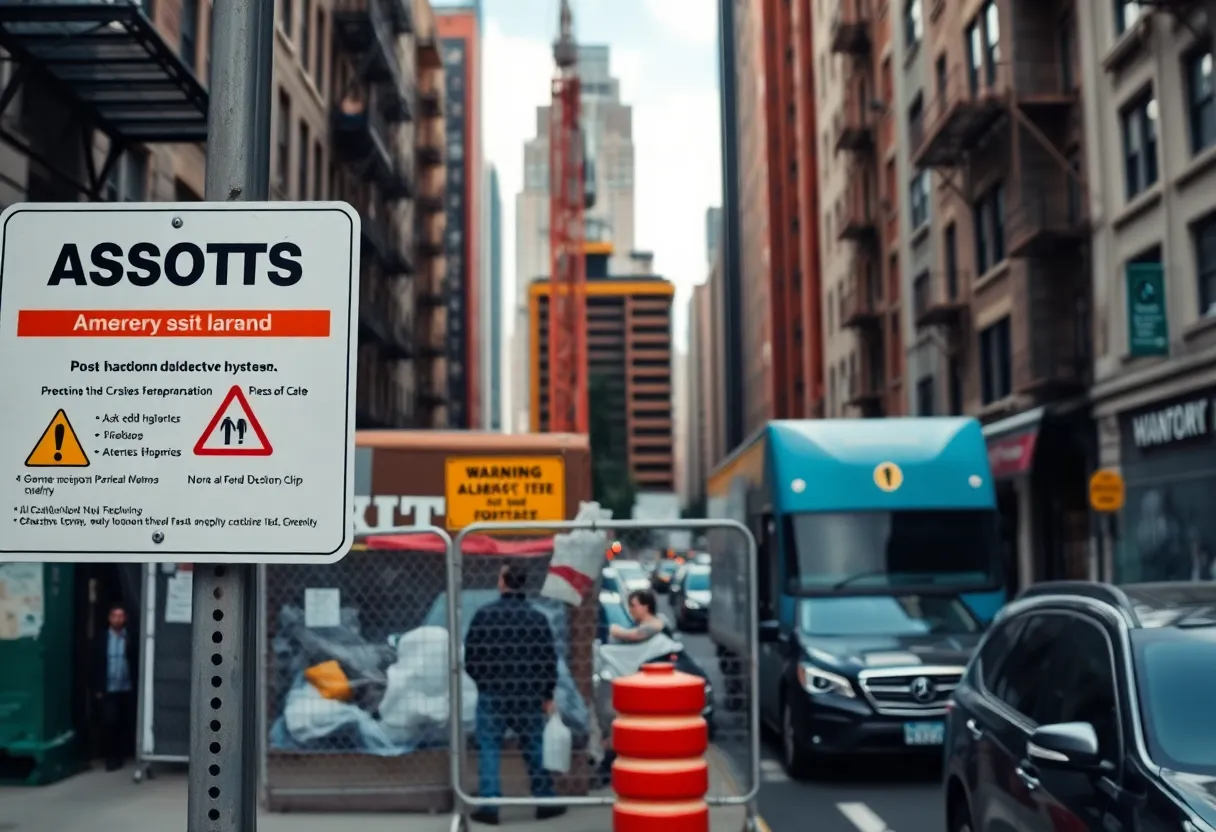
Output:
[706, 418, 1006, 776]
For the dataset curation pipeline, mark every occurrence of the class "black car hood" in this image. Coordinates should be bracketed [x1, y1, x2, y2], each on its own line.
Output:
[797, 632, 981, 671]
[1162, 770, 1216, 827]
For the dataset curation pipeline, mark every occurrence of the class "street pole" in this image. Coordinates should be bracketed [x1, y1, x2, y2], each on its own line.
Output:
[188, 0, 275, 828]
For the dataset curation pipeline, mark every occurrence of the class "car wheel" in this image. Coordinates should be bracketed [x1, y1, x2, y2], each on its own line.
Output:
[781, 697, 814, 780]
[949, 800, 972, 832]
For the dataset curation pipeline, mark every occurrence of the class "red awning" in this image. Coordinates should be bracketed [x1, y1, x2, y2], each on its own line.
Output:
[361, 532, 554, 556]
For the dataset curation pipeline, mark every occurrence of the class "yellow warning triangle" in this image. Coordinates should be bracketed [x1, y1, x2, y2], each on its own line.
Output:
[25, 409, 90, 468]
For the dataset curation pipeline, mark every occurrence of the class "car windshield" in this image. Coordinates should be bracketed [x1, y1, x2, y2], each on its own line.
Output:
[684, 569, 711, 591]
[784, 509, 1001, 592]
[798, 594, 982, 637]
[601, 572, 620, 594]
[1133, 629, 1216, 774]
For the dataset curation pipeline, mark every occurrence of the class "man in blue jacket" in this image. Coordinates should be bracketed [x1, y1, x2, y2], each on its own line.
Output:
[465, 563, 566, 825]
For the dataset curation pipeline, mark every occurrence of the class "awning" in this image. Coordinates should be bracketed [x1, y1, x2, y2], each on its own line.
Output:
[982, 406, 1045, 480]
[0, 1, 209, 143]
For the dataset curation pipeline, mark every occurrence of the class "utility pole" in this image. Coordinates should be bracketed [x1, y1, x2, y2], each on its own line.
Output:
[188, 0, 275, 828]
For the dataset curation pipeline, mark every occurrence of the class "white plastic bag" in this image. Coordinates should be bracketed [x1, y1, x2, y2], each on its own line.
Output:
[542, 501, 612, 606]
[542, 711, 572, 774]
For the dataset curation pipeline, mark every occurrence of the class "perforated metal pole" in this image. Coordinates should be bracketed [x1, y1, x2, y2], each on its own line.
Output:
[188, 0, 274, 828]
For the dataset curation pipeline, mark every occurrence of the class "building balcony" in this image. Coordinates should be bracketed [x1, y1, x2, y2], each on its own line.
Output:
[332, 99, 412, 201]
[1007, 192, 1088, 258]
[834, 98, 875, 153]
[830, 0, 872, 54]
[913, 63, 1009, 168]
[912, 270, 967, 329]
[841, 282, 882, 329]
[844, 383, 884, 416]
[359, 287, 412, 361]
[417, 192, 443, 214]
[360, 213, 410, 276]
[836, 185, 879, 242]
[416, 265, 446, 306]
[418, 362, 448, 408]
[332, 0, 412, 119]
[417, 33, 441, 70]
[383, 0, 412, 34]
[1012, 326, 1086, 397]
[416, 306, 446, 358]
[417, 123, 443, 167]
[419, 87, 442, 118]
[0, 0, 208, 175]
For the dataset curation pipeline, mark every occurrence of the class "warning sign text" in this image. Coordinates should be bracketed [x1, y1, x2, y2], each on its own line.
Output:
[444, 456, 566, 530]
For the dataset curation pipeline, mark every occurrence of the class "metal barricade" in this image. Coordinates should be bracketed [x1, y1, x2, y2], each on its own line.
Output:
[257, 526, 455, 813]
[446, 519, 760, 832]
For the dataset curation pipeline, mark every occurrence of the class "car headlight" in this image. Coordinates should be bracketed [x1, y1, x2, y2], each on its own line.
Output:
[684, 600, 702, 609]
[797, 662, 855, 698]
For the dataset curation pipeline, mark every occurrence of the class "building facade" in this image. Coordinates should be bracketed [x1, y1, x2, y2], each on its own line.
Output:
[435, 4, 482, 429]
[512, 44, 636, 434]
[1079, 2, 1216, 583]
[528, 249, 676, 492]
[0, 0, 447, 430]
[727, 0, 827, 436]
[684, 280, 716, 510]
[486, 164, 503, 431]
[907, 0, 1092, 590]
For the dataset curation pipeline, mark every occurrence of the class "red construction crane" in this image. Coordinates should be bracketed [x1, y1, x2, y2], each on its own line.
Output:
[546, 0, 589, 435]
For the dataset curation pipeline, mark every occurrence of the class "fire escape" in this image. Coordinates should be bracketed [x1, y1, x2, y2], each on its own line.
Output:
[0, 0, 208, 198]
[832, 0, 884, 417]
[414, 26, 447, 426]
[911, 2, 1089, 404]
[332, 0, 416, 427]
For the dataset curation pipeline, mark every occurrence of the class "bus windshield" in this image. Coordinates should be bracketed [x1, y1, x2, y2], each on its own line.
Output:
[783, 509, 1001, 592]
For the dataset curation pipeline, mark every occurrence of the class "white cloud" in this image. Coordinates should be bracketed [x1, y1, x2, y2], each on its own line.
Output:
[643, 0, 717, 46]
[610, 45, 646, 104]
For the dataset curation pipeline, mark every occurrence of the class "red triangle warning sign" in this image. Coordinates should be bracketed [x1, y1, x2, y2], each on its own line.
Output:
[193, 385, 272, 457]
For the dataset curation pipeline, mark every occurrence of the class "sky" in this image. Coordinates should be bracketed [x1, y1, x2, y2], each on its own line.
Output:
[478, 0, 723, 351]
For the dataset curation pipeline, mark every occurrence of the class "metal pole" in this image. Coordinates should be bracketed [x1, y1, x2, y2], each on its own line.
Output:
[188, 0, 274, 828]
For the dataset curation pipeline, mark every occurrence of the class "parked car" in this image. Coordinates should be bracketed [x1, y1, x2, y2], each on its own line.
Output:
[944, 581, 1216, 832]
[612, 560, 651, 593]
[670, 563, 711, 631]
[651, 559, 681, 593]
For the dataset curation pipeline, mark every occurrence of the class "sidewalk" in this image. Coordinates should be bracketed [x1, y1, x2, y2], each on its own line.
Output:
[1, 756, 752, 832]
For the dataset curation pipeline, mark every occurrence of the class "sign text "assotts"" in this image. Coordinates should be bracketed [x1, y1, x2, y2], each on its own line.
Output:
[46, 242, 304, 287]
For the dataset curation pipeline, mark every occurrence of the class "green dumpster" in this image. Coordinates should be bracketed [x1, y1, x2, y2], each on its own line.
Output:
[0, 563, 87, 786]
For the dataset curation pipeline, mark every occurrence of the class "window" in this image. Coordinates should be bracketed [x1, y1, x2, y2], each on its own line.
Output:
[904, 0, 923, 49]
[180, 0, 198, 69]
[979, 316, 1012, 404]
[935, 54, 947, 102]
[1194, 212, 1216, 316]
[973, 182, 1006, 274]
[909, 169, 930, 229]
[313, 7, 326, 92]
[104, 150, 148, 202]
[300, 0, 312, 71]
[312, 140, 323, 200]
[279, 0, 293, 36]
[798, 595, 982, 637]
[1121, 92, 1159, 199]
[1187, 49, 1216, 155]
[985, 613, 1069, 721]
[826, 287, 834, 332]
[296, 121, 309, 199]
[948, 357, 963, 414]
[965, 1, 1000, 92]
[276, 89, 291, 192]
[916, 376, 935, 415]
[1114, 0, 1144, 37]
[944, 222, 959, 298]
[908, 93, 924, 148]
[1135, 630, 1216, 774]
[1050, 619, 1120, 757]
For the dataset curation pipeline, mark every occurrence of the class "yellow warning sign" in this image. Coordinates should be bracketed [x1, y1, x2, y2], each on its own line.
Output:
[25, 410, 89, 468]
[1088, 468, 1125, 513]
[444, 456, 566, 530]
[873, 461, 903, 492]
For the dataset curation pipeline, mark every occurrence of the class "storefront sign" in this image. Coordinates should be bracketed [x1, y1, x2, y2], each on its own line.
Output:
[1088, 468, 1126, 513]
[987, 431, 1037, 479]
[1128, 396, 1212, 451]
[444, 456, 566, 529]
[352, 495, 446, 533]
[1126, 262, 1169, 357]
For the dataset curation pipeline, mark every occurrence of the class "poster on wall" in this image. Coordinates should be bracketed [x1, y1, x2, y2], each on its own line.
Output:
[0, 562, 44, 640]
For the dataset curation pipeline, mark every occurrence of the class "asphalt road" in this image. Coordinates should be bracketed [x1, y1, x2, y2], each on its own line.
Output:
[666, 593, 943, 832]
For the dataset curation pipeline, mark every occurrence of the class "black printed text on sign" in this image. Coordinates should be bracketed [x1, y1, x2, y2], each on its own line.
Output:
[444, 456, 567, 529]
[0, 202, 361, 564]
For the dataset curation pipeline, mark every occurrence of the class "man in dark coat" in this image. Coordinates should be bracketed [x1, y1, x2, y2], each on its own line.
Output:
[464, 563, 566, 825]
[93, 603, 136, 771]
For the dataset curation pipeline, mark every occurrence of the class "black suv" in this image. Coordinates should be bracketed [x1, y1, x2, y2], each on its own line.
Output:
[944, 581, 1216, 832]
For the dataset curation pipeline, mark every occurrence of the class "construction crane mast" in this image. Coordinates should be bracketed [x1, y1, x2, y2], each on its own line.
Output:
[547, 0, 589, 435]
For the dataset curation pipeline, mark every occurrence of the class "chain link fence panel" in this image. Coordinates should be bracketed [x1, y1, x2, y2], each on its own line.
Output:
[258, 527, 456, 813]
[447, 519, 758, 821]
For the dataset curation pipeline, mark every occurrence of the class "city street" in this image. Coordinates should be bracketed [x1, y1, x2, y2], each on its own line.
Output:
[670, 599, 944, 832]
